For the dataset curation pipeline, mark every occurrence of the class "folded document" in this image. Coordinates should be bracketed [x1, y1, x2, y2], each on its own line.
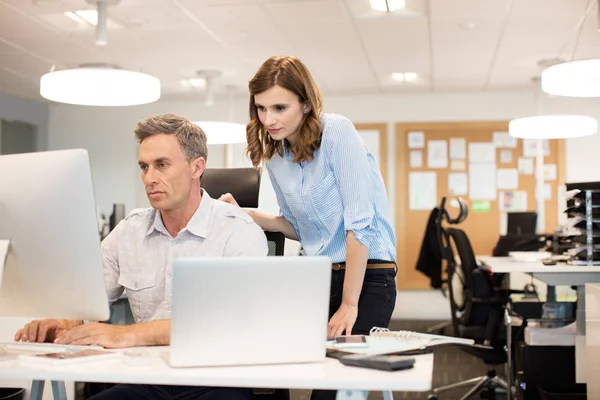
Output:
[326, 327, 477, 357]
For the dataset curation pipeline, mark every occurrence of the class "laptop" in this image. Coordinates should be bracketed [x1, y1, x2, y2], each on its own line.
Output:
[169, 256, 332, 367]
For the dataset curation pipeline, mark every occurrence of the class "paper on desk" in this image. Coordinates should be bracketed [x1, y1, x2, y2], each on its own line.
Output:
[409, 172, 436, 210]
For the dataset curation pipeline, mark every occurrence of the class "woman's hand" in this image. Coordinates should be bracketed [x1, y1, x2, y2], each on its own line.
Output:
[218, 193, 239, 207]
[327, 302, 358, 337]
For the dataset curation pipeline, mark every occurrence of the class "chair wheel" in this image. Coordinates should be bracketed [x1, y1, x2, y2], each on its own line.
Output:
[427, 395, 439, 400]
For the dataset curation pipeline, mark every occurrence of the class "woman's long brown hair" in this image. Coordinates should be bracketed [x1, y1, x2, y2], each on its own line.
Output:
[246, 56, 323, 167]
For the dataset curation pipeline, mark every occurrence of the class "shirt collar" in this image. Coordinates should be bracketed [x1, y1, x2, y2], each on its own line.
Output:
[145, 189, 213, 239]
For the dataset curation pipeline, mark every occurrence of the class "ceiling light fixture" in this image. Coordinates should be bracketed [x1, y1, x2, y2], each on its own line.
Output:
[193, 121, 246, 145]
[509, 115, 597, 139]
[369, 0, 406, 12]
[541, 59, 600, 97]
[40, 64, 161, 106]
[181, 77, 207, 89]
[391, 72, 418, 83]
[65, 10, 98, 25]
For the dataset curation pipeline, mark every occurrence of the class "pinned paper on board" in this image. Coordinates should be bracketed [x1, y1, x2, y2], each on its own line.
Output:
[408, 131, 425, 149]
[449, 138, 466, 160]
[500, 150, 512, 164]
[469, 163, 496, 200]
[450, 160, 466, 171]
[535, 183, 552, 200]
[468, 143, 495, 164]
[493, 132, 517, 148]
[518, 157, 534, 175]
[472, 201, 491, 213]
[544, 164, 557, 181]
[427, 140, 448, 168]
[410, 151, 423, 168]
[448, 173, 468, 195]
[497, 168, 519, 190]
[409, 172, 437, 210]
[499, 191, 527, 212]
[522, 139, 550, 158]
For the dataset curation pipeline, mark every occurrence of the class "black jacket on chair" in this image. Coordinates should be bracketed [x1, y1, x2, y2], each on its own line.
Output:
[416, 207, 443, 288]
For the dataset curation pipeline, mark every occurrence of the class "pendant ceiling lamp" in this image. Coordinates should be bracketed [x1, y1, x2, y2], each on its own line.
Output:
[509, 115, 597, 139]
[193, 82, 246, 145]
[193, 121, 247, 145]
[39, 0, 161, 106]
[541, 0, 600, 97]
[40, 64, 161, 106]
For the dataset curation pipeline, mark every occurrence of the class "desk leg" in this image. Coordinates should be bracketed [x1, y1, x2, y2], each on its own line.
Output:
[576, 286, 587, 384]
[335, 390, 369, 399]
[51, 381, 67, 400]
[547, 285, 557, 303]
[30, 381, 45, 400]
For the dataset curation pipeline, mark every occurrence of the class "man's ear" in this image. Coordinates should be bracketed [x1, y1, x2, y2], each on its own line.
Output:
[192, 157, 206, 180]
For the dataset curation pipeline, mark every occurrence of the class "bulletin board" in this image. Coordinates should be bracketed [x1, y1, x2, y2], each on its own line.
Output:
[354, 123, 388, 187]
[394, 121, 566, 290]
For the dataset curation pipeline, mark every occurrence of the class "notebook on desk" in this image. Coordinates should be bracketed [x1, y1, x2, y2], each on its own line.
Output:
[326, 328, 477, 358]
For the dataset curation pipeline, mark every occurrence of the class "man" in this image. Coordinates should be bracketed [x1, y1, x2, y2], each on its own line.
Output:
[15, 114, 268, 400]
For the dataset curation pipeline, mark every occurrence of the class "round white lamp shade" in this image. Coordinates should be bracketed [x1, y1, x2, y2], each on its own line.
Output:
[40, 66, 161, 106]
[509, 115, 597, 139]
[542, 59, 600, 97]
[193, 121, 247, 145]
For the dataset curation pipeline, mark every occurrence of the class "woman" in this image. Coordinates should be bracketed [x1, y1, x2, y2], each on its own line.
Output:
[221, 55, 396, 340]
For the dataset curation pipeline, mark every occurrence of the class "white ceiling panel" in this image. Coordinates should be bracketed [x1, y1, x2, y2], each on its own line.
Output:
[0, 0, 596, 100]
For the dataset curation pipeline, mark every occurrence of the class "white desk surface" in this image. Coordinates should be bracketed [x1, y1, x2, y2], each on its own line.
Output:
[478, 256, 600, 274]
[0, 347, 434, 392]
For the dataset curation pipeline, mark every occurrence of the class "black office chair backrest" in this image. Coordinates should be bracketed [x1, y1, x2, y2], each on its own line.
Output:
[201, 167, 261, 208]
[265, 231, 285, 256]
[446, 227, 498, 331]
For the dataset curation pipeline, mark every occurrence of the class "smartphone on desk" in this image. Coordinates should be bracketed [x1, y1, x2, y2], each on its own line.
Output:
[339, 354, 416, 372]
[332, 335, 368, 349]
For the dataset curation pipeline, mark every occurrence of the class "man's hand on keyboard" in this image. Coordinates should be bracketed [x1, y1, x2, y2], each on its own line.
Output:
[54, 322, 136, 348]
[14, 319, 73, 343]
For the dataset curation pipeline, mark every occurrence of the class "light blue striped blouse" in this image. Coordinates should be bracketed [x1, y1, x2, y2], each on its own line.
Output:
[265, 113, 396, 263]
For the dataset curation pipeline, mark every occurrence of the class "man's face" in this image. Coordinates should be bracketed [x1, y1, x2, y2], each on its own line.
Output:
[138, 134, 204, 211]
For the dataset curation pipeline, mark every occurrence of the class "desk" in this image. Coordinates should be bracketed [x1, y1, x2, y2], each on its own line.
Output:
[478, 256, 600, 386]
[0, 347, 434, 400]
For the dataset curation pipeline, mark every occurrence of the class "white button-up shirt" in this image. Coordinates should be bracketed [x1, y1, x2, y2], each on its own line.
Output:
[101, 189, 268, 323]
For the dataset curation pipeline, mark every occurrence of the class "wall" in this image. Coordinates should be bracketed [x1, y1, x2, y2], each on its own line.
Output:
[0, 92, 48, 151]
[47, 90, 600, 218]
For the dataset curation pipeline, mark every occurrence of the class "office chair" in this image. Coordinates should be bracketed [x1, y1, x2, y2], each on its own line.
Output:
[428, 227, 512, 400]
[416, 196, 468, 334]
[203, 167, 290, 400]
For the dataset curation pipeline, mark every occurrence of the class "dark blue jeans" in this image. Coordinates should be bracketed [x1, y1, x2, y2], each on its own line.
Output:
[88, 385, 252, 400]
[311, 264, 397, 400]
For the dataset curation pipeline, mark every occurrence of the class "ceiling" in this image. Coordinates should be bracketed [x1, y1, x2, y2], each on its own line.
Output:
[1, 0, 599, 102]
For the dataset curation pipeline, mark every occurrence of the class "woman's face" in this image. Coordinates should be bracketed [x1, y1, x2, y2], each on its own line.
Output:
[254, 85, 308, 146]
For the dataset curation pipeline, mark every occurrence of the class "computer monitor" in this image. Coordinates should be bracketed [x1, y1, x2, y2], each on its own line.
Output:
[506, 212, 538, 236]
[0, 149, 109, 320]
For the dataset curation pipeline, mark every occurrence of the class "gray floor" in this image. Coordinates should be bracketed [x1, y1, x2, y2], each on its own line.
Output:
[290, 320, 503, 400]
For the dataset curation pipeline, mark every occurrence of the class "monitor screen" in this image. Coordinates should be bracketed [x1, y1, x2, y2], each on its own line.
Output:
[0, 149, 109, 320]
[506, 212, 537, 236]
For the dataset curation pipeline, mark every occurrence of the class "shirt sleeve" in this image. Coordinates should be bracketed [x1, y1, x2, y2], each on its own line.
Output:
[326, 116, 378, 249]
[223, 218, 269, 257]
[266, 165, 302, 241]
[100, 222, 125, 306]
